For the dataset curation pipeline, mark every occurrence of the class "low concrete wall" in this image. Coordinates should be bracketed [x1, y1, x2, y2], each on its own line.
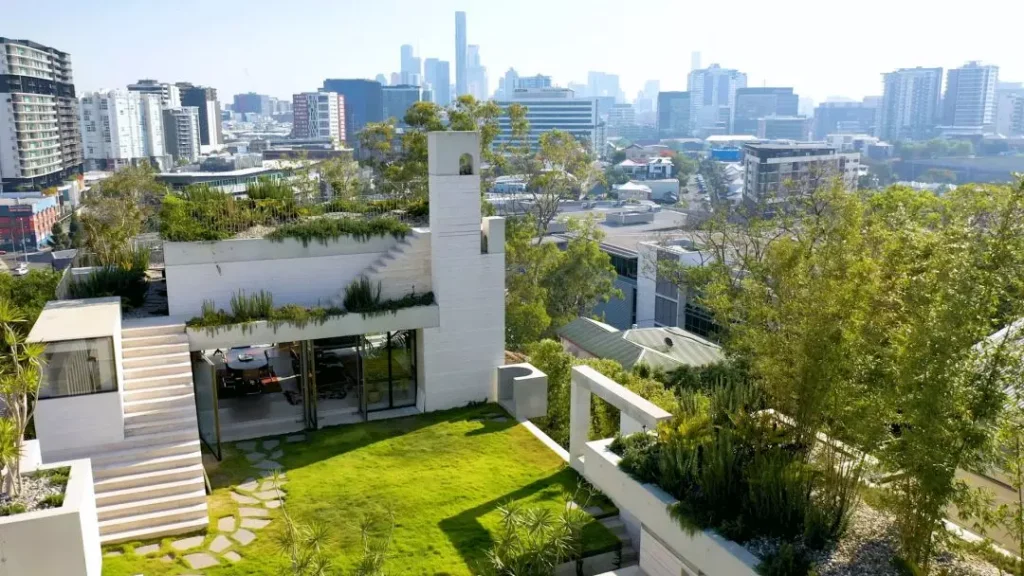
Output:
[497, 363, 548, 420]
[0, 459, 101, 576]
[185, 304, 441, 350]
[583, 438, 760, 576]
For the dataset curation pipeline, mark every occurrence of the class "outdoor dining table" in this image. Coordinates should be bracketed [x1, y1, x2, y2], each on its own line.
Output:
[225, 346, 272, 371]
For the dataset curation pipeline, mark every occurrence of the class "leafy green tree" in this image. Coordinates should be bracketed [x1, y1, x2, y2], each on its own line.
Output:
[541, 216, 620, 330]
[0, 299, 45, 496]
[47, 221, 71, 251]
[0, 269, 61, 323]
[81, 163, 167, 264]
[994, 328, 1024, 572]
[68, 212, 84, 248]
[480, 493, 591, 576]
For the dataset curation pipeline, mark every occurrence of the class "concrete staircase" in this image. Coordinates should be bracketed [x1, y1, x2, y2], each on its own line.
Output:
[332, 229, 432, 306]
[94, 322, 208, 544]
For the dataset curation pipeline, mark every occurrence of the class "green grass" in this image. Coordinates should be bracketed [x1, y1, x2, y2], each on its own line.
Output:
[101, 404, 620, 575]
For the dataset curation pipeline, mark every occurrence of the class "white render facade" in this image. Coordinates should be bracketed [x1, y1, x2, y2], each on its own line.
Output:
[79, 89, 166, 169]
[26, 131, 506, 545]
[161, 107, 200, 162]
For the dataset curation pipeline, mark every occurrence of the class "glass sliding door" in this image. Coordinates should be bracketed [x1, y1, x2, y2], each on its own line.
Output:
[362, 333, 391, 412]
[311, 336, 363, 426]
[363, 330, 418, 414]
[191, 353, 221, 459]
[389, 331, 417, 409]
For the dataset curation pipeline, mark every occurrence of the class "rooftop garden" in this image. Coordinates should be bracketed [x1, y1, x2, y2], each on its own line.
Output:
[101, 404, 621, 576]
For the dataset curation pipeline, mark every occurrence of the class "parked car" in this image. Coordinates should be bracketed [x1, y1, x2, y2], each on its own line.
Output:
[12, 263, 28, 276]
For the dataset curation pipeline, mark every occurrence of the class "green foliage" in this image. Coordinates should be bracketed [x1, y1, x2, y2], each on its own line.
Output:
[0, 300, 45, 497]
[479, 491, 592, 576]
[658, 361, 750, 394]
[895, 138, 973, 161]
[756, 543, 814, 576]
[0, 503, 26, 516]
[343, 277, 382, 312]
[68, 266, 148, 310]
[267, 217, 411, 246]
[81, 162, 167, 264]
[246, 178, 295, 200]
[38, 493, 65, 509]
[230, 290, 274, 322]
[0, 269, 61, 324]
[48, 221, 72, 250]
[278, 500, 333, 576]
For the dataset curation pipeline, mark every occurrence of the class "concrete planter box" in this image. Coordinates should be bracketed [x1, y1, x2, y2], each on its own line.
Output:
[186, 304, 441, 350]
[583, 439, 759, 576]
[164, 235, 403, 265]
[0, 459, 101, 576]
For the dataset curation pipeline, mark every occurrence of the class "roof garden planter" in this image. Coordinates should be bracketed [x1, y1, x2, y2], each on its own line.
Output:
[185, 304, 440, 350]
[583, 438, 760, 576]
[0, 459, 101, 576]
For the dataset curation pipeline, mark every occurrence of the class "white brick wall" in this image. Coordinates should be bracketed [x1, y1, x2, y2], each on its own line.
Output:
[365, 229, 433, 301]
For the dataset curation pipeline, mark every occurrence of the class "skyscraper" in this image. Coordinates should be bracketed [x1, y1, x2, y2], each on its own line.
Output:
[500, 68, 519, 100]
[424, 58, 452, 106]
[79, 90, 166, 170]
[467, 45, 488, 101]
[178, 84, 223, 146]
[813, 101, 878, 139]
[691, 52, 702, 72]
[400, 44, 421, 86]
[942, 61, 999, 130]
[291, 92, 345, 143]
[233, 93, 271, 117]
[732, 88, 799, 135]
[128, 79, 180, 108]
[658, 92, 691, 138]
[382, 85, 422, 126]
[162, 107, 201, 163]
[687, 64, 747, 135]
[0, 37, 83, 189]
[455, 11, 468, 97]
[877, 67, 943, 141]
[321, 79, 384, 137]
[587, 71, 622, 102]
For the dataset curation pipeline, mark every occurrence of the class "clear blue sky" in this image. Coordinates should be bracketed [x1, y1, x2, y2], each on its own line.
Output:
[3, 0, 1021, 103]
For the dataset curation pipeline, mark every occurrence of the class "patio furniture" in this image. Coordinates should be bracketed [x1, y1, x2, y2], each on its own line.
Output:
[225, 347, 271, 371]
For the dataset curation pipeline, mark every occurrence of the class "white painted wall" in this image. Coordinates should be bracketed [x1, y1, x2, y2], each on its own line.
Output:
[365, 229, 433, 301]
[0, 459, 101, 576]
[421, 131, 506, 410]
[164, 236, 402, 317]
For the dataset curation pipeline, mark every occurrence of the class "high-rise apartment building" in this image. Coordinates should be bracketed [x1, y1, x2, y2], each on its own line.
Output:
[757, 116, 809, 141]
[455, 11, 468, 97]
[128, 79, 180, 108]
[0, 38, 83, 189]
[687, 64, 747, 136]
[813, 101, 878, 139]
[732, 87, 799, 135]
[742, 142, 859, 207]
[942, 61, 998, 130]
[382, 85, 422, 126]
[877, 67, 943, 142]
[995, 83, 1024, 136]
[162, 107, 201, 163]
[657, 92, 691, 138]
[233, 92, 271, 117]
[178, 84, 222, 147]
[400, 45, 421, 86]
[495, 87, 600, 153]
[291, 91, 346, 143]
[467, 45, 487, 101]
[608, 104, 636, 128]
[79, 90, 167, 170]
[517, 75, 552, 90]
[321, 79, 384, 137]
[587, 71, 622, 102]
[423, 58, 451, 106]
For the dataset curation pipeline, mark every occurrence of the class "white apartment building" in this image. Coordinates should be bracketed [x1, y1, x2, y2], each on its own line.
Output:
[495, 87, 600, 153]
[161, 107, 200, 163]
[127, 79, 180, 108]
[687, 64, 747, 136]
[877, 67, 943, 141]
[741, 142, 860, 206]
[608, 103, 636, 127]
[0, 37, 83, 189]
[79, 90, 167, 170]
[291, 91, 346, 143]
[942, 61, 999, 131]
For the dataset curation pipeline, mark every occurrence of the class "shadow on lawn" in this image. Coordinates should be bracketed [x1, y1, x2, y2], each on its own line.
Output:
[437, 469, 615, 572]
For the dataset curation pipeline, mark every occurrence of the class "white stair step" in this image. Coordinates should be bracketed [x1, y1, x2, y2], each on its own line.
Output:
[98, 489, 207, 521]
[124, 405, 195, 425]
[125, 414, 198, 438]
[123, 352, 191, 370]
[123, 372, 193, 391]
[121, 324, 185, 339]
[122, 333, 188, 348]
[123, 362, 194, 379]
[123, 383, 194, 401]
[98, 503, 208, 536]
[123, 393, 195, 414]
[94, 451, 202, 481]
[100, 516, 208, 545]
[94, 463, 205, 493]
[96, 476, 205, 506]
[122, 342, 190, 359]
[91, 439, 200, 468]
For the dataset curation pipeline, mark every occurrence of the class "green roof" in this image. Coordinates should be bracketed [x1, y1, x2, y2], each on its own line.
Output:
[556, 317, 723, 371]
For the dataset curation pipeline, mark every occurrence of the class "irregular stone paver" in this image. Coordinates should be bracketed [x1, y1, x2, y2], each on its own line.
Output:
[135, 543, 160, 555]
[209, 535, 232, 553]
[239, 506, 270, 517]
[104, 551, 122, 557]
[258, 470, 286, 480]
[224, 551, 242, 563]
[241, 518, 271, 530]
[269, 449, 284, 460]
[254, 489, 285, 500]
[253, 460, 283, 471]
[258, 480, 279, 491]
[160, 555, 173, 563]
[183, 552, 219, 569]
[232, 529, 256, 546]
[231, 491, 259, 504]
[262, 439, 280, 450]
[245, 452, 266, 463]
[217, 516, 237, 532]
[236, 441, 257, 451]
[237, 479, 259, 492]
[264, 499, 282, 509]
[286, 434, 305, 443]
[171, 536, 205, 551]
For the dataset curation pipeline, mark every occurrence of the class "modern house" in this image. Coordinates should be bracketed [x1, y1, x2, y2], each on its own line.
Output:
[25, 132, 506, 544]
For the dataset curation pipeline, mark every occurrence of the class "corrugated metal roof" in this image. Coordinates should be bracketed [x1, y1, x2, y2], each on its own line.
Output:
[556, 318, 645, 368]
[556, 318, 723, 371]
[623, 327, 724, 368]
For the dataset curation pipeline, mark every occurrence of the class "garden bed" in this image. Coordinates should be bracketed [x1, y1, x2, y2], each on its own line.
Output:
[0, 466, 70, 516]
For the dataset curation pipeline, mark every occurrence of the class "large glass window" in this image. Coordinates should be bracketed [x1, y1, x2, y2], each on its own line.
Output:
[654, 296, 678, 328]
[362, 331, 417, 413]
[39, 337, 117, 399]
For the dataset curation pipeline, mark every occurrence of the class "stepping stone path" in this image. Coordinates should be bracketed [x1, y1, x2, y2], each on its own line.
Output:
[236, 441, 258, 451]
[239, 506, 270, 517]
[265, 499, 283, 509]
[209, 535, 233, 553]
[231, 491, 259, 504]
[263, 440, 280, 450]
[242, 518, 272, 530]
[254, 459, 283, 471]
[224, 551, 242, 563]
[245, 452, 266, 463]
[183, 552, 219, 569]
[286, 434, 305, 443]
[237, 479, 260, 492]
[160, 555, 173, 563]
[269, 449, 284, 459]
[135, 544, 159, 555]
[259, 479, 284, 491]
[218, 516, 237, 532]
[232, 529, 256, 546]
[254, 489, 285, 500]
[171, 536, 205, 551]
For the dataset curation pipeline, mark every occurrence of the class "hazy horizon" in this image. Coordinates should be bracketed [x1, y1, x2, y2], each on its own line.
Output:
[4, 0, 1021, 104]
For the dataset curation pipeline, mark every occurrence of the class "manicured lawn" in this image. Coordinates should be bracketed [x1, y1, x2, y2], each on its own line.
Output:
[102, 404, 620, 575]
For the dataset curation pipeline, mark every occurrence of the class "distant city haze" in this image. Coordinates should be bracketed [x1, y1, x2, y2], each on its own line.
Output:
[4, 0, 1022, 102]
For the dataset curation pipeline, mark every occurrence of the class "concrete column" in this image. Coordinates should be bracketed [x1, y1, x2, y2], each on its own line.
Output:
[569, 377, 591, 473]
[620, 414, 644, 436]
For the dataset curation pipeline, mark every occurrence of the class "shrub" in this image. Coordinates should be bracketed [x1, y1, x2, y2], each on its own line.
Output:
[246, 179, 294, 201]
[230, 290, 274, 322]
[68, 266, 148, 309]
[38, 493, 65, 509]
[343, 277, 382, 312]
[267, 216, 411, 246]
[757, 543, 814, 576]
[0, 503, 26, 516]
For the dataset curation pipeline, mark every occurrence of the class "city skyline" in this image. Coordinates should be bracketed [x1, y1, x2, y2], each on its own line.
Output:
[4, 0, 1022, 104]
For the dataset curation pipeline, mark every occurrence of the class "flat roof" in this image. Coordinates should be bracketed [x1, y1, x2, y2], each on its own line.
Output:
[28, 298, 121, 343]
[158, 166, 281, 178]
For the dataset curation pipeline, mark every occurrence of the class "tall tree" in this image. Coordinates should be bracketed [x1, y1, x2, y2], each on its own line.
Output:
[0, 299, 45, 496]
[48, 221, 71, 250]
[81, 163, 167, 264]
